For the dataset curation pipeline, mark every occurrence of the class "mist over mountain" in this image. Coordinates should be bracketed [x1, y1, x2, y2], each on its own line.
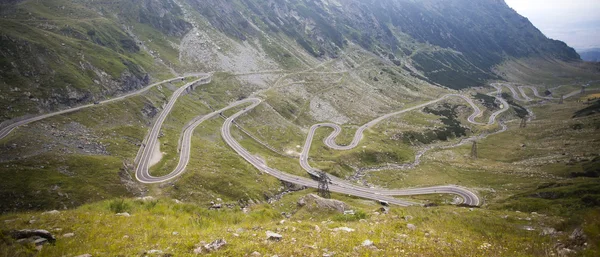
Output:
[579, 48, 600, 62]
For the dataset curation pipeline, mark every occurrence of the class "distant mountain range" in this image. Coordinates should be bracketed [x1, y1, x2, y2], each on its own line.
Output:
[579, 48, 600, 62]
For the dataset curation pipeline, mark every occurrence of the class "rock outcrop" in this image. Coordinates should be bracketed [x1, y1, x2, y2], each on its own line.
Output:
[297, 194, 350, 213]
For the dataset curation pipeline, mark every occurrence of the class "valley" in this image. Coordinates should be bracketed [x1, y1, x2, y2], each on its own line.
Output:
[1, 0, 600, 256]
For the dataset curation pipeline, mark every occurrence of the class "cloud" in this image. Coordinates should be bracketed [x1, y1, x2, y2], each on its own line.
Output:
[505, 0, 600, 49]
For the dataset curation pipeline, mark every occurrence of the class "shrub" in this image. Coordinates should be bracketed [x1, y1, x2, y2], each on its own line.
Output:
[109, 198, 131, 213]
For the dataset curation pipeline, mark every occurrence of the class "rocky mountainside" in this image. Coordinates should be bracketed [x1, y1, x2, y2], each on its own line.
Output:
[0, 0, 580, 122]
[191, 0, 579, 86]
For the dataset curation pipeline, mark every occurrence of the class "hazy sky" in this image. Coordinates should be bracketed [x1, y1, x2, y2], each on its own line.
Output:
[504, 0, 600, 50]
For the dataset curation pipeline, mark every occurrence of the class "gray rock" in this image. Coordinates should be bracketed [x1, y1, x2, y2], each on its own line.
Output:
[193, 246, 203, 254]
[297, 194, 349, 213]
[137, 196, 155, 202]
[379, 206, 390, 214]
[42, 210, 60, 215]
[403, 215, 413, 221]
[407, 224, 416, 230]
[569, 227, 587, 246]
[62, 233, 75, 238]
[332, 227, 355, 232]
[362, 240, 374, 246]
[74, 255, 92, 257]
[250, 251, 261, 256]
[314, 225, 321, 232]
[146, 250, 163, 255]
[266, 231, 283, 241]
[203, 239, 227, 252]
[541, 227, 557, 236]
[34, 238, 48, 246]
[116, 212, 130, 217]
[297, 198, 306, 207]
[522, 226, 535, 231]
[10, 229, 56, 244]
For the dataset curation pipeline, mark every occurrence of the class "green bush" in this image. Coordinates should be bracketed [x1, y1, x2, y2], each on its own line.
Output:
[109, 198, 131, 214]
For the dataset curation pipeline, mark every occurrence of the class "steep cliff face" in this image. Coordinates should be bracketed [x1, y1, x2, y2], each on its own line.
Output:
[184, 0, 579, 88]
[0, 0, 582, 121]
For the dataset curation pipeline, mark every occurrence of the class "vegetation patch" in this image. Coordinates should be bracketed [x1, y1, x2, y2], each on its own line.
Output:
[501, 93, 529, 118]
[494, 179, 600, 216]
[401, 104, 468, 145]
[573, 100, 600, 118]
[473, 93, 499, 109]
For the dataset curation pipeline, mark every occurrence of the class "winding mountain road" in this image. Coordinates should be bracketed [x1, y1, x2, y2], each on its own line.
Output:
[297, 93, 511, 206]
[134, 86, 490, 205]
[4, 68, 581, 207]
[134, 76, 213, 183]
[0, 74, 206, 141]
[140, 82, 574, 206]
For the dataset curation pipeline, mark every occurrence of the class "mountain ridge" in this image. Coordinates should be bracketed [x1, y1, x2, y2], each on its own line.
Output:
[0, 0, 584, 123]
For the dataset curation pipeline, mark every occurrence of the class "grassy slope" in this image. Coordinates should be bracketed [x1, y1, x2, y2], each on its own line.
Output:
[0, 80, 195, 213]
[1, 80, 600, 255]
[1, 40, 599, 255]
[0, 0, 180, 121]
[0, 193, 568, 257]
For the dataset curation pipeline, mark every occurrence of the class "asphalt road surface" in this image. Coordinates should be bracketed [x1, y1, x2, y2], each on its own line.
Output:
[4, 76, 580, 207]
[0, 74, 207, 140]
[139, 83, 576, 206]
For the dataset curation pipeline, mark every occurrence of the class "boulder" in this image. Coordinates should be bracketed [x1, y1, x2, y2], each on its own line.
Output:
[145, 250, 163, 255]
[297, 194, 349, 213]
[204, 239, 227, 252]
[42, 210, 60, 215]
[407, 224, 416, 231]
[332, 227, 355, 233]
[194, 239, 227, 253]
[10, 229, 56, 244]
[137, 196, 155, 202]
[569, 227, 587, 247]
[314, 225, 321, 232]
[33, 238, 48, 246]
[362, 240, 374, 247]
[541, 227, 557, 236]
[62, 233, 75, 238]
[379, 206, 390, 214]
[266, 231, 283, 241]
